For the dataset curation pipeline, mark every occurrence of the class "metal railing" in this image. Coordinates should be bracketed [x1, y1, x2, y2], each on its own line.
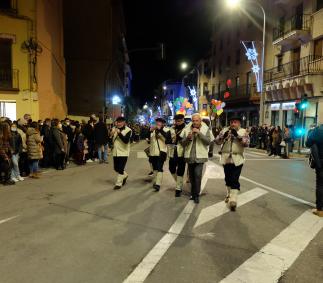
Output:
[0, 69, 19, 90]
[218, 84, 250, 101]
[0, 0, 17, 13]
[264, 55, 323, 83]
[273, 14, 311, 41]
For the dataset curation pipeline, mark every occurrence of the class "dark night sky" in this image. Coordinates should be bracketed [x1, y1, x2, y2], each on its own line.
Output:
[123, 0, 214, 105]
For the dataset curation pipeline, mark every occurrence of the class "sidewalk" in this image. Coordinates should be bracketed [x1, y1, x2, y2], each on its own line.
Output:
[248, 147, 309, 159]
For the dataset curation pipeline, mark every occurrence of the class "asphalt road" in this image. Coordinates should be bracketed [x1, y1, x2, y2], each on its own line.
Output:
[0, 142, 322, 283]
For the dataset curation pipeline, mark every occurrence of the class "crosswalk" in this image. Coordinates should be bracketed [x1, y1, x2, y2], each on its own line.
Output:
[124, 161, 323, 283]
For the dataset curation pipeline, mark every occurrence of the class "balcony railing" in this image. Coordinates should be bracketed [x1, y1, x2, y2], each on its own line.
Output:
[0, 69, 19, 90]
[264, 55, 323, 83]
[0, 0, 18, 13]
[273, 14, 311, 42]
[219, 84, 250, 101]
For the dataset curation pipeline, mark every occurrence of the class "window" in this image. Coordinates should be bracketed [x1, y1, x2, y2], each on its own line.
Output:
[226, 56, 231, 67]
[277, 55, 283, 72]
[212, 85, 215, 96]
[236, 76, 240, 88]
[218, 83, 221, 96]
[0, 0, 11, 9]
[236, 49, 241, 65]
[314, 38, 323, 57]
[0, 39, 13, 89]
[220, 40, 223, 51]
[317, 0, 323, 11]
[219, 61, 222, 74]
[203, 83, 208, 92]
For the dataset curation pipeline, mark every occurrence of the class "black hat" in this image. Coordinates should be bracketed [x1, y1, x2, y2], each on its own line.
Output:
[174, 114, 184, 120]
[155, 117, 166, 123]
[116, 116, 126, 122]
[229, 115, 242, 122]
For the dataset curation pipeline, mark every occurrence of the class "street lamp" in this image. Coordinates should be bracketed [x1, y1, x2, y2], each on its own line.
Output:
[226, 0, 266, 125]
[180, 62, 188, 71]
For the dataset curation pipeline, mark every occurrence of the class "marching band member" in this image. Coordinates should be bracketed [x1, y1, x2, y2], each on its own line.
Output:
[149, 117, 172, 191]
[110, 117, 132, 190]
[169, 114, 186, 197]
[215, 116, 250, 210]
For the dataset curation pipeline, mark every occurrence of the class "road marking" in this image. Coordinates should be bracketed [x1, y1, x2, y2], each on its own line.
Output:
[245, 158, 305, 161]
[123, 162, 215, 283]
[0, 216, 19, 225]
[201, 161, 224, 190]
[137, 151, 148, 159]
[245, 152, 268, 157]
[220, 210, 323, 283]
[240, 176, 316, 208]
[194, 188, 268, 229]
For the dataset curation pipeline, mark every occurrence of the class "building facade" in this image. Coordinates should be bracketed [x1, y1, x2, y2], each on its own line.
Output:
[0, 0, 66, 121]
[63, 0, 130, 118]
[264, 0, 323, 129]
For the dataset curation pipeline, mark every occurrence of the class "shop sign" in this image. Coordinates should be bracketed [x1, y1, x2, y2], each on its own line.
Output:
[282, 102, 295, 110]
[271, 103, 280, 111]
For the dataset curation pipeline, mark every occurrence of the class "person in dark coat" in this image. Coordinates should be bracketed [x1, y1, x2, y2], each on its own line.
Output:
[83, 118, 96, 162]
[94, 116, 109, 163]
[0, 121, 15, 185]
[306, 124, 323, 217]
[40, 118, 52, 168]
[63, 118, 74, 164]
[51, 119, 66, 170]
[10, 122, 24, 182]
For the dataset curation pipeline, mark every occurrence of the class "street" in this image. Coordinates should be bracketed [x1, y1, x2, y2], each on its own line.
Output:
[0, 141, 322, 283]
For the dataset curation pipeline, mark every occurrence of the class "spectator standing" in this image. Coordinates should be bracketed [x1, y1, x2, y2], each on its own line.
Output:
[26, 122, 43, 179]
[10, 122, 24, 182]
[94, 116, 109, 163]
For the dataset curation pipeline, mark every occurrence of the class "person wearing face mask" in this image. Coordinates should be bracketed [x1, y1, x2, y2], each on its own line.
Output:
[180, 113, 214, 204]
[215, 116, 250, 211]
[169, 114, 186, 197]
[40, 118, 52, 168]
[63, 118, 74, 165]
[149, 117, 172, 192]
[110, 116, 132, 190]
[51, 119, 66, 170]
[10, 122, 24, 182]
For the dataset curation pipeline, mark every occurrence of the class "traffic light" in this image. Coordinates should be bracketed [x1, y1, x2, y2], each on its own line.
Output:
[300, 97, 308, 110]
[295, 127, 306, 137]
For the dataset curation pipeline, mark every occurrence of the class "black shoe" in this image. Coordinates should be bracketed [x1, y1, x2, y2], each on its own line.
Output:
[153, 184, 160, 192]
[4, 179, 15, 186]
[175, 190, 182, 197]
[114, 185, 122, 190]
[148, 171, 154, 177]
[122, 176, 128, 186]
[194, 197, 200, 204]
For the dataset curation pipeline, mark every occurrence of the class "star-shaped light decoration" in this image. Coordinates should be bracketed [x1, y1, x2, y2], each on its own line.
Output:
[252, 65, 260, 74]
[246, 48, 258, 61]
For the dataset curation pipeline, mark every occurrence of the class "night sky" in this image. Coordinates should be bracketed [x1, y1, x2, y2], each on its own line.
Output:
[123, 0, 214, 105]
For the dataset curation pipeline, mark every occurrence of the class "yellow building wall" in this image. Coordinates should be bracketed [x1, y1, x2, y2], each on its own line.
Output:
[0, 11, 39, 120]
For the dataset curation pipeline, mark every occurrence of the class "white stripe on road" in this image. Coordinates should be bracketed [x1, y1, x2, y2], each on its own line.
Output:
[123, 162, 216, 283]
[137, 152, 148, 159]
[220, 210, 323, 283]
[245, 158, 305, 161]
[194, 188, 268, 229]
[240, 176, 316, 208]
[0, 216, 19, 225]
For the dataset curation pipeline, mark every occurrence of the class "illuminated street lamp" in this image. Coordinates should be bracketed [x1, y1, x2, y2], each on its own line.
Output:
[163, 85, 167, 91]
[112, 95, 121, 105]
[143, 103, 148, 110]
[226, 0, 266, 125]
[180, 62, 188, 71]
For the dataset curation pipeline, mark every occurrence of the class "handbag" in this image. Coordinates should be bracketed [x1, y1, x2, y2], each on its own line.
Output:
[280, 141, 286, 147]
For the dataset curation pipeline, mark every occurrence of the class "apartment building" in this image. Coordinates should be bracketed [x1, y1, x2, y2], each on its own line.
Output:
[0, 0, 66, 120]
[264, 0, 323, 129]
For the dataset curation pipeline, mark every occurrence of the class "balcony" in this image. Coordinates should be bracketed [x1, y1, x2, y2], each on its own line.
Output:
[264, 55, 323, 83]
[219, 84, 250, 102]
[273, 14, 311, 45]
[0, 69, 19, 91]
[0, 0, 18, 14]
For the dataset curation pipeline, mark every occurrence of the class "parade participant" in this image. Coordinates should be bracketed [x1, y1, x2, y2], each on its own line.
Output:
[180, 113, 213, 204]
[169, 114, 186, 197]
[149, 117, 172, 192]
[110, 116, 132, 190]
[215, 116, 250, 211]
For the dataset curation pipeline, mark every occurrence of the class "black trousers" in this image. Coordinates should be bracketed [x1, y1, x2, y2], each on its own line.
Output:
[19, 152, 30, 176]
[150, 152, 167, 172]
[223, 164, 243, 190]
[169, 155, 186, 176]
[113, 157, 128, 174]
[0, 159, 11, 181]
[316, 168, 323, 210]
[188, 163, 204, 198]
[54, 152, 66, 169]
